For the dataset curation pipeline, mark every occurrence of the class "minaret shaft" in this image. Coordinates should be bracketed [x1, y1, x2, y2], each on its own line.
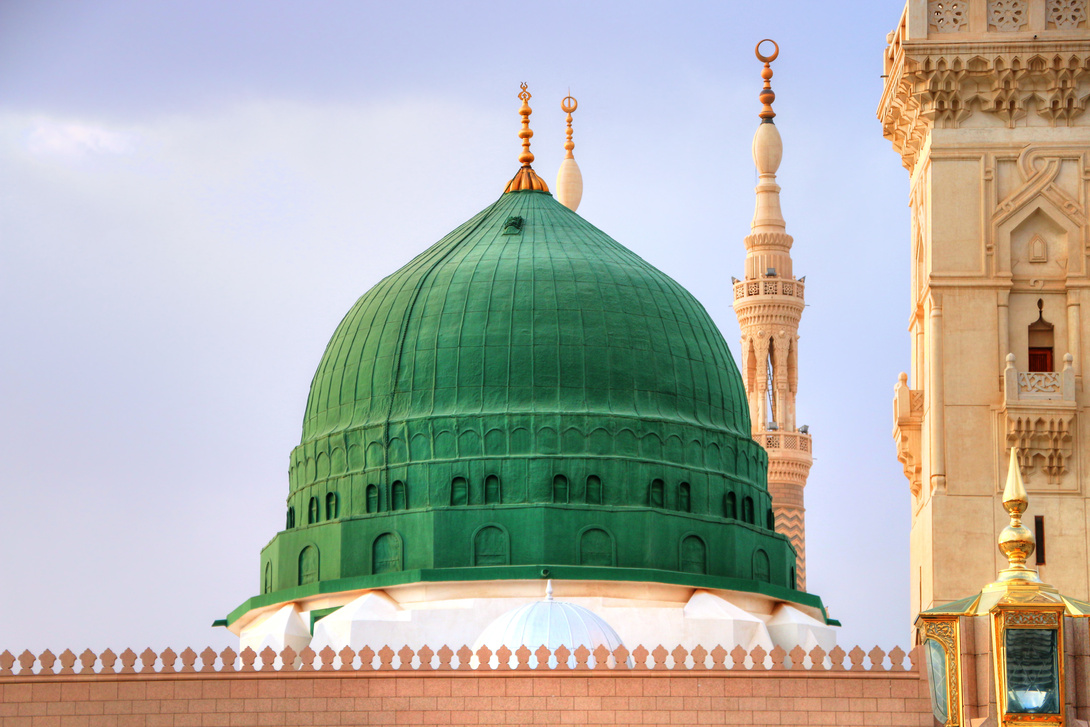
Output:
[733, 43, 813, 590]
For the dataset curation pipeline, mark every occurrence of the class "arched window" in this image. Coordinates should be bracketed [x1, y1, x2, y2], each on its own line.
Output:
[263, 562, 272, 594]
[579, 528, 614, 566]
[743, 496, 755, 524]
[325, 492, 339, 520]
[451, 477, 468, 506]
[753, 549, 771, 582]
[392, 481, 407, 511]
[366, 484, 379, 513]
[286, 507, 295, 529]
[473, 526, 508, 565]
[724, 492, 737, 520]
[586, 475, 602, 505]
[372, 533, 402, 574]
[680, 535, 706, 574]
[766, 509, 775, 530]
[650, 479, 665, 508]
[553, 474, 568, 504]
[678, 482, 691, 513]
[298, 545, 319, 586]
[308, 497, 319, 524]
[484, 475, 501, 505]
[1029, 299, 1055, 372]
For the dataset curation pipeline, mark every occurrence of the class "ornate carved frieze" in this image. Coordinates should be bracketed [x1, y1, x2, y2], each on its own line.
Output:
[879, 44, 1090, 169]
[1003, 355, 1078, 485]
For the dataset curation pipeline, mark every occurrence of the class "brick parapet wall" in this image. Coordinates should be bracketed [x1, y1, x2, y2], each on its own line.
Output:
[0, 668, 933, 727]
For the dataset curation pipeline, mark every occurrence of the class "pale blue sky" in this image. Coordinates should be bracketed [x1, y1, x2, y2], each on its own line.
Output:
[0, 0, 915, 652]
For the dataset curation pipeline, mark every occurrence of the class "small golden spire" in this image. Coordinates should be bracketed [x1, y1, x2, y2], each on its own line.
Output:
[996, 447, 1041, 583]
[755, 39, 779, 122]
[562, 92, 577, 159]
[505, 83, 550, 193]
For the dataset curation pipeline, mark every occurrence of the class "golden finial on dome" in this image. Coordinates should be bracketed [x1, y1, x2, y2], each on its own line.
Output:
[561, 92, 577, 159]
[996, 447, 1041, 583]
[755, 39, 779, 122]
[505, 82, 550, 193]
[556, 91, 583, 211]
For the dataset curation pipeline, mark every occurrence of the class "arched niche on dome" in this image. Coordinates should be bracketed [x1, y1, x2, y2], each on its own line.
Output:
[330, 448, 346, 475]
[537, 427, 559, 455]
[680, 534, 706, 574]
[553, 474, 569, 504]
[458, 430, 481, 457]
[649, 479, 665, 508]
[742, 496, 755, 524]
[588, 428, 611, 455]
[263, 562, 272, 594]
[641, 432, 663, 462]
[585, 475, 603, 505]
[366, 484, 379, 513]
[434, 431, 455, 459]
[372, 532, 403, 574]
[724, 492, 737, 520]
[315, 452, 329, 480]
[561, 427, 584, 454]
[365, 441, 385, 468]
[307, 497, 320, 524]
[451, 477, 468, 507]
[686, 439, 703, 468]
[298, 545, 319, 586]
[679, 482, 691, 513]
[706, 442, 721, 471]
[472, 524, 509, 566]
[391, 481, 407, 511]
[578, 526, 615, 567]
[325, 492, 339, 520]
[510, 428, 530, 455]
[410, 433, 430, 462]
[753, 549, 771, 582]
[347, 443, 363, 471]
[484, 428, 506, 456]
[484, 474, 501, 505]
[388, 437, 407, 465]
[615, 429, 637, 456]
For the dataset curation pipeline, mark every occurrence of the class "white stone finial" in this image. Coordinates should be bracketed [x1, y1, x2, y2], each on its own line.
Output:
[556, 94, 583, 211]
[545, 579, 554, 600]
[752, 121, 785, 233]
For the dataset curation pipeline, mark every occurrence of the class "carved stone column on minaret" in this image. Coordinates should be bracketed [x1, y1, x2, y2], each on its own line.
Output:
[733, 40, 813, 590]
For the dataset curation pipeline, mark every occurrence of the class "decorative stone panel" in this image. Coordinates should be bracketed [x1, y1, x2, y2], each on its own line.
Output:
[989, 0, 1028, 30]
[930, 1, 968, 32]
[1048, 0, 1088, 28]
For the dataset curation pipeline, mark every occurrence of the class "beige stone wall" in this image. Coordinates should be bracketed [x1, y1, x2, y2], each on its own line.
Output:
[881, 0, 1090, 621]
[0, 648, 933, 727]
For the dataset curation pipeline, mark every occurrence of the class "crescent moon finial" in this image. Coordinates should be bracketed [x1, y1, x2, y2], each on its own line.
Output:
[755, 39, 779, 121]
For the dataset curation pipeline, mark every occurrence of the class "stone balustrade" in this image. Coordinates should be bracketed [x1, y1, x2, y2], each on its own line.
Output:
[732, 277, 805, 302]
[757, 431, 811, 453]
[0, 643, 918, 676]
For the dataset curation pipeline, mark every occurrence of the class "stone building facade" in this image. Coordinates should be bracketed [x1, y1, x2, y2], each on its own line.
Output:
[880, 0, 1090, 619]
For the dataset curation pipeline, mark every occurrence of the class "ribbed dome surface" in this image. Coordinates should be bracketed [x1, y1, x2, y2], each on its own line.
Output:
[300, 190, 748, 447]
[257, 188, 797, 600]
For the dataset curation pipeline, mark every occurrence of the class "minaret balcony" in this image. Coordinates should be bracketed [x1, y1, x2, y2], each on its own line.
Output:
[1000, 354, 1077, 488]
[733, 277, 804, 302]
[755, 429, 811, 455]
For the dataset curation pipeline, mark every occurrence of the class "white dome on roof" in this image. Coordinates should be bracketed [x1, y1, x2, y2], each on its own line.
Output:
[473, 582, 624, 667]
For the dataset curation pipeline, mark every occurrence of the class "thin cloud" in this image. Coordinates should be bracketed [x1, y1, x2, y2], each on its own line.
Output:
[24, 120, 136, 156]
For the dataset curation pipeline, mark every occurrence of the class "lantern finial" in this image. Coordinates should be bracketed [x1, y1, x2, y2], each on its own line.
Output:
[996, 448, 1040, 583]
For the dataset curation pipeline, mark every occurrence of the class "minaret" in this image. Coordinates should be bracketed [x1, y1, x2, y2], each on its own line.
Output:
[733, 40, 813, 590]
[556, 93, 583, 211]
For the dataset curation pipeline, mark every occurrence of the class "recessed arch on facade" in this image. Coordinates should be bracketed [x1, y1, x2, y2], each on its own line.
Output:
[472, 524, 509, 566]
[680, 534, 707, 574]
[578, 526, 615, 567]
[372, 532, 403, 574]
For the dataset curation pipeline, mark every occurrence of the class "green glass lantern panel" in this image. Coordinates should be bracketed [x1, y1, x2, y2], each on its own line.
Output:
[1004, 628, 1060, 715]
[924, 637, 949, 725]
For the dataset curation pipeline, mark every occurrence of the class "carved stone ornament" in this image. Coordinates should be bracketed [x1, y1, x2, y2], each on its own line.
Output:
[1048, 0, 1088, 28]
[930, 0, 968, 32]
[1005, 610, 1060, 627]
[990, 0, 1028, 30]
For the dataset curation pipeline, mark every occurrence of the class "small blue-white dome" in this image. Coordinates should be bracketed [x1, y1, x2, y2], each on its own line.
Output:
[474, 582, 624, 662]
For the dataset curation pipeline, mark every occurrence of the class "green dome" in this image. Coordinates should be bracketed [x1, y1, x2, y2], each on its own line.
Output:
[252, 189, 801, 604]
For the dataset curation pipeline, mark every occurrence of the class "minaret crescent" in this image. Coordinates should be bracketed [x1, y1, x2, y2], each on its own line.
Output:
[733, 39, 813, 590]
